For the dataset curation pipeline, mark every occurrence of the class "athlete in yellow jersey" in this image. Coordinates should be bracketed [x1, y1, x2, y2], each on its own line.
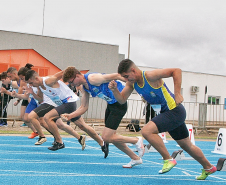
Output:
[109, 59, 216, 180]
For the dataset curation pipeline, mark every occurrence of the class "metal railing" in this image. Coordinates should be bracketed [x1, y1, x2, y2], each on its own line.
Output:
[1, 95, 226, 129]
[0, 94, 21, 124]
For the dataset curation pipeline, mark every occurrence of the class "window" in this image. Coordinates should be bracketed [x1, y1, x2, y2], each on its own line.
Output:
[33, 67, 49, 76]
[208, 96, 220, 105]
[0, 63, 8, 73]
[10, 64, 20, 71]
[0, 63, 20, 73]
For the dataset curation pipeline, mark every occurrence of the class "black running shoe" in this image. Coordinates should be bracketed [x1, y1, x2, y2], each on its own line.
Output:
[52, 138, 56, 145]
[101, 142, 109, 158]
[48, 142, 65, 151]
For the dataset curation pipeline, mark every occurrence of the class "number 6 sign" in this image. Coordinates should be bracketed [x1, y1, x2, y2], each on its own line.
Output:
[212, 128, 226, 155]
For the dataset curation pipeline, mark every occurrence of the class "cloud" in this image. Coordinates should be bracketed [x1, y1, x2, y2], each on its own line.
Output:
[0, 0, 226, 75]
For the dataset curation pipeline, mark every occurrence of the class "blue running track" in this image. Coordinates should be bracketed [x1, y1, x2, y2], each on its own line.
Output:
[0, 136, 226, 185]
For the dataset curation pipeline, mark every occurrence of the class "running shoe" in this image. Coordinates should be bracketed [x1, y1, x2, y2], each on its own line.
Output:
[20, 123, 28, 127]
[123, 158, 142, 168]
[28, 132, 39, 139]
[101, 142, 109, 158]
[48, 142, 65, 151]
[0, 121, 7, 127]
[196, 165, 217, 180]
[52, 138, 56, 145]
[78, 135, 86, 150]
[135, 136, 145, 158]
[35, 137, 47, 145]
[159, 158, 177, 174]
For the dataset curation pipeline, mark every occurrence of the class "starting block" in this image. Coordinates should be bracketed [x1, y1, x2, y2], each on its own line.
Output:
[144, 144, 157, 153]
[131, 143, 157, 153]
[132, 133, 167, 153]
[216, 158, 226, 171]
[171, 149, 194, 161]
[212, 128, 226, 155]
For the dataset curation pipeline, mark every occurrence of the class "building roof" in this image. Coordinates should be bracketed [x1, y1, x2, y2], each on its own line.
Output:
[0, 30, 124, 73]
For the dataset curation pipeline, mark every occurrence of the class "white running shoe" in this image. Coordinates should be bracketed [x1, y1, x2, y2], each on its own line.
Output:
[35, 137, 47, 145]
[123, 158, 143, 168]
[79, 135, 86, 150]
[135, 136, 145, 157]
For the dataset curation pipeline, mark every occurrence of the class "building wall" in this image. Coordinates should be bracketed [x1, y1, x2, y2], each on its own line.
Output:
[0, 30, 125, 120]
[135, 66, 226, 121]
[0, 49, 60, 75]
[0, 30, 122, 74]
[139, 66, 226, 104]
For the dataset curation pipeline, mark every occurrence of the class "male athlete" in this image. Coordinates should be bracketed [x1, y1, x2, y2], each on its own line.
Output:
[109, 59, 217, 180]
[25, 70, 108, 157]
[61, 67, 144, 167]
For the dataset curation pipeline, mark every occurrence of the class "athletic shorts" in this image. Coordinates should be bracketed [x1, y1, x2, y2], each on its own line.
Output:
[21, 99, 29, 106]
[54, 102, 81, 122]
[33, 103, 55, 118]
[151, 104, 189, 140]
[105, 101, 127, 130]
[25, 98, 38, 114]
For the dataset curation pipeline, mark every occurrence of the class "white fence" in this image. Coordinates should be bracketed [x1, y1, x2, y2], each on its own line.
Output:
[1, 95, 226, 127]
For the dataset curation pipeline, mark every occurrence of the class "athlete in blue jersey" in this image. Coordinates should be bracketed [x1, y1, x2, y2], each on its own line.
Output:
[61, 67, 145, 167]
[25, 70, 105, 154]
[109, 59, 216, 180]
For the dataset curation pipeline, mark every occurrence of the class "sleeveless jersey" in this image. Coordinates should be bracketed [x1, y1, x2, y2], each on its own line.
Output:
[27, 84, 56, 107]
[12, 79, 20, 93]
[134, 71, 176, 113]
[39, 77, 79, 106]
[28, 86, 40, 105]
[42, 94, 57, 107]
[5, 82, 13, 93]
[83, 73, 124, 104]
[1, 83, 13, 101]
[17, 79, 21, 87]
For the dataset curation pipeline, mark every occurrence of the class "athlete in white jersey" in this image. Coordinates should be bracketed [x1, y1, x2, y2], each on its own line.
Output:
[27, 88, 86, 148]
[25, 70, 107, 155]
[40, 76, 79, 106]
[15, 65, 80, 146]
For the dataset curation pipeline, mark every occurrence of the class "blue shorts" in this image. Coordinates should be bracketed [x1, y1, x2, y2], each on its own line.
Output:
[25, 98, 38, 114]
[151, 104, 189, 140]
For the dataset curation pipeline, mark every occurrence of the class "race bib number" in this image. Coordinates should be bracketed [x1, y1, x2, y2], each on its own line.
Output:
[97, 92, 112, 102]
[52, 97, 63, 106]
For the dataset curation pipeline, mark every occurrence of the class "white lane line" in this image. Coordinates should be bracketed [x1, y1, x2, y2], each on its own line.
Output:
[0, 170, 225, 182]
[182, 171, 191, 176]
[1, 138, 225, 182]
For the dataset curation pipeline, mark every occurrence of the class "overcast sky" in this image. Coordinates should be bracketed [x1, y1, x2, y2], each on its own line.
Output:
[0, 0, 226, 75]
